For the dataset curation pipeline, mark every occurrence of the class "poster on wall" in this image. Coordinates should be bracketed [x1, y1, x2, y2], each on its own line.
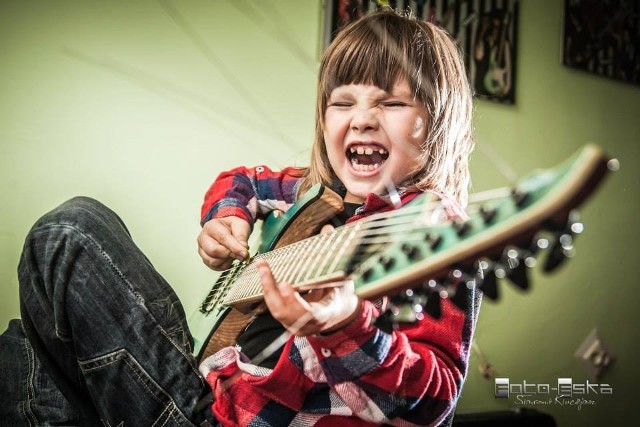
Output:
[323, 0, 520, 104]
[562, 0, 640, 85]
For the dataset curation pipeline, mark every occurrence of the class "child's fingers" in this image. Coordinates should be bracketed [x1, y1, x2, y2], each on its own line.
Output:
[199, 217, 249, 262]
[257, 260, 309, 328]
[257, 260, 285, 313]
[230, 218, 251, 251]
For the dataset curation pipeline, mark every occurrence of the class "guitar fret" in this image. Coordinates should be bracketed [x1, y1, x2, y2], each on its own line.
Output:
[293, 231, 330, 283]
[278, 244, 301, 284]
[244, 261, 262, 299]
[306, 227, 349, 281]
[328, 223, 361, 273]
[268, 245, 289, 283]
[221, 219, 366, 305]
[282, 240, 308, 285]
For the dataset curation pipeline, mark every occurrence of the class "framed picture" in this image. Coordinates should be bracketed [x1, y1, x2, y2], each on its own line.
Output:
[323, 0, 520, 104]
[562, 0, 640, 85]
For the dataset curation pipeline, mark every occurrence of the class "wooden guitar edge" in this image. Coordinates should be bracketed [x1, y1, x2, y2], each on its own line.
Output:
[198, 309, 257, 363]
[273, 186, 344, 249]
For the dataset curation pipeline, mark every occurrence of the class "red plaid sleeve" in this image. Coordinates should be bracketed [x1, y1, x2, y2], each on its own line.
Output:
[200, 166, 304, 226]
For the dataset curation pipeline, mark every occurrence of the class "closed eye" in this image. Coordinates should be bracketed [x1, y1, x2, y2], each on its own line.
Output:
[327, 102, 353, 108]
[381, 101, 408, 107]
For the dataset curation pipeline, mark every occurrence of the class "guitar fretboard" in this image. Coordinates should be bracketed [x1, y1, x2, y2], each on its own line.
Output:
[224, 222, 363, 304]
[200, 201, 442, 313]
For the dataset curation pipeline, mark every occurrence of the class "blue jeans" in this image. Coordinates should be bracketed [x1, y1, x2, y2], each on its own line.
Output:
[0, 197, 214, 426]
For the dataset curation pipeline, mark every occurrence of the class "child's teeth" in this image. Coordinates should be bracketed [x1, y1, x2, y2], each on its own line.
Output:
[364, 148, 373, 155]
[350, 147, 356, 153]
[379, 148, 387, 155]
[356, 147, 365, 154]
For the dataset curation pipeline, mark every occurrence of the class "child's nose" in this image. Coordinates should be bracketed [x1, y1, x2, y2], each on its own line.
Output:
[350, 108, 379, 132]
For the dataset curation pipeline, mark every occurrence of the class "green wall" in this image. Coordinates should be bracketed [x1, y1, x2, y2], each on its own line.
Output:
[1, 1, 638, 426]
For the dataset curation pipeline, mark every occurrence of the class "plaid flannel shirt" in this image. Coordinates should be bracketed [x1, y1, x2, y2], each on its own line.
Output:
[199, 165, 479, 426]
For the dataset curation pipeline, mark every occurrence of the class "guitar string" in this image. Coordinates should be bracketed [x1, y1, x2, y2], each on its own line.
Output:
[228, 215, 439, 302]
[224, 186, 516, 302]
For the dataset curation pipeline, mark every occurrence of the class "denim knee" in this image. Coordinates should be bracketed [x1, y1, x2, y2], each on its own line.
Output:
[31, 196, 130, 238]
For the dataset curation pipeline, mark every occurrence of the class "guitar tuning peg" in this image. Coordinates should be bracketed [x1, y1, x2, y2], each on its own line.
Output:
[511, 188, 530, 208]
[568, 210, 583, 234]
[424, 291, 442, 319]
[420, 280, 442, 319]
[476, 259, 499, 301]
[444, 269, 477, 311]
[501, 248, 531, 290]
[532, 234, 550, 253]
[543, 211, 583, 272]
[479, 204, 497, 224]
[374, 308, 398, 333]
[543, 231, 576, 272]
[451, 279, 477, 311]
[453, 220, 471, 237]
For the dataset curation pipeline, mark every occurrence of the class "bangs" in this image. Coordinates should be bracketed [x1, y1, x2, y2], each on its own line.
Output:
[320, 13, 426, 102]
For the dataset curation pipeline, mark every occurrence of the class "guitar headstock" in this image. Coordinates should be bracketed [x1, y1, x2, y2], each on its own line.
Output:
[350, 144, 614, 323]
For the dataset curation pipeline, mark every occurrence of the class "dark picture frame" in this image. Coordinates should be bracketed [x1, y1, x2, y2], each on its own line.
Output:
[323, 0, 520, 104]
[562, 0, 640, 85]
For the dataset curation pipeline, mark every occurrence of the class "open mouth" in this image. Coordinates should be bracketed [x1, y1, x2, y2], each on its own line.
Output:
[346, 144, 389, 172]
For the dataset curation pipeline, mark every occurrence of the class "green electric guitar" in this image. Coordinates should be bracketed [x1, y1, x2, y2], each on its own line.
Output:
[189, 144, 613, 362]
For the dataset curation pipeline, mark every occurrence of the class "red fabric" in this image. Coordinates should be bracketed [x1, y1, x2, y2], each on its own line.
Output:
[199, 167, 479, 426]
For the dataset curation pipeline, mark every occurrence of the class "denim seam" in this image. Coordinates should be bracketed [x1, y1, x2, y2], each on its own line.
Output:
[121, 356, 195, 426]
[159, 327, 205, 382]
[79, 350, 126, 373]
[28, 220, 203, 424]
[152, 403, 174, 427]
[20, 335, 38, 426]
[82, 223, 203, 381]
[34, 222, 204, 382]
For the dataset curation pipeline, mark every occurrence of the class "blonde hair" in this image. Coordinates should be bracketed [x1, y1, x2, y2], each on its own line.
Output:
[298, 9, 474, 207]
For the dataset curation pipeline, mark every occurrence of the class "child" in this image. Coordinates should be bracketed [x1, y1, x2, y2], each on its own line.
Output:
[0, 9, 476, 427]
[197, 9, 476, 427]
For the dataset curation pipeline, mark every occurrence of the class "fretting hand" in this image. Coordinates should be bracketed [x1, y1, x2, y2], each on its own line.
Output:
[256, 223, 361, 336]
[256, 259, 361, 336]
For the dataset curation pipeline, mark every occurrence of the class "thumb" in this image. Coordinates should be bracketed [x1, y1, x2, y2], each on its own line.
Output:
[231, 218, 251, 249]
[320, 224, 335, 234]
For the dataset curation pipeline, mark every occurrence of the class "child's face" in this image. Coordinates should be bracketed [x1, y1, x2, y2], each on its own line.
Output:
[323, 79, 428, 204]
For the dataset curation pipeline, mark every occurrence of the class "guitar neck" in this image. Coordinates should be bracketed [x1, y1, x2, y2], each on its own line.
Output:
[191, 144, 612, 361]
[201, 202, 443, 312]
[225, 223, 361, 307]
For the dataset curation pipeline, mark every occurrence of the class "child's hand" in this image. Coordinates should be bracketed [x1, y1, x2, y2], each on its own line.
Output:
[198, 217, 250, 270]
[256, 259, 361, 336]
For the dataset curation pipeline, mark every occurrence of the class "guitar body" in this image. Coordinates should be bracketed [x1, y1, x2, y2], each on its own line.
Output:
[482, 10, 512, 97]
[189, 145, 612, 364]
[189, 184, 343, 362]
[483, 48, 512, 97]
